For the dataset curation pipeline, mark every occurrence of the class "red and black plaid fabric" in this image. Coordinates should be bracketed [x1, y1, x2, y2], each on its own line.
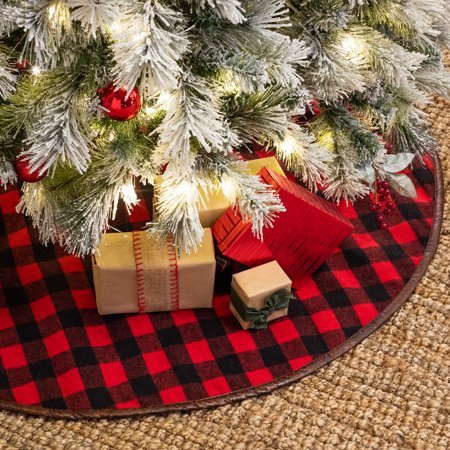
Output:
[0, 160, 436, 412]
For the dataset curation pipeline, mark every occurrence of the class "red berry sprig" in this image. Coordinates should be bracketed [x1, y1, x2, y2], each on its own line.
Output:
[369, 178, 395, 230]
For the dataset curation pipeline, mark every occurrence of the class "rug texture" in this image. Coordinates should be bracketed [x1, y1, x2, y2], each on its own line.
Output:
[0, 67, 448, 449]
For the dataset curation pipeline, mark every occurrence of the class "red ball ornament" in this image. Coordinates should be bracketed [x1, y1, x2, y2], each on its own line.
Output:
[297, 99, 321, 124]
[15, 59, 30, 73]
[15, 155, 47, 183]
[98, 83, 142, 121]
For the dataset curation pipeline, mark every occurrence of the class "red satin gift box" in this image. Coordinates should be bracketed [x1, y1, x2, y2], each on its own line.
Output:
[212, 168, 354, 285]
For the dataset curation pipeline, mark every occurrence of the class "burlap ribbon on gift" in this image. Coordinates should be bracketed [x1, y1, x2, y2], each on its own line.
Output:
[132, 232, 180, 313]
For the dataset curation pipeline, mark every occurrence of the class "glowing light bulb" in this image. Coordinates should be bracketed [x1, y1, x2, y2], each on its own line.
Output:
[48, 5, 56, 20]
[172, 179, 195, 202]
[144, 105, 158, 117]
[121, 183, 138, 211]
[221, 177, 237, 202]
[110, 21, 121, 32]
[31, 66, 42, 76]
[342, 36, 360, 54]
[221, 70, 241, 95]
[157, 91, 171, 108]
[223, 79, 240, 95]
[280, 136, 296, 156]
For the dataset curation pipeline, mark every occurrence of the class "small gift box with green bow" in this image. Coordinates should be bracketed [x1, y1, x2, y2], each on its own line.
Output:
[230, 261, 293, 330]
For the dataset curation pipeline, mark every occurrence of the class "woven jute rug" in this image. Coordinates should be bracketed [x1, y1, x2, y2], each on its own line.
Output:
[0, 74, 449, 449]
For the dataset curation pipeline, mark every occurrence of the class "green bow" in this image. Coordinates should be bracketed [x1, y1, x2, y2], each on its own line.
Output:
[230, 288, 293, 330]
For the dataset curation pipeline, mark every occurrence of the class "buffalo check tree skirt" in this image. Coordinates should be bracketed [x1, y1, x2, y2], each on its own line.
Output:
[0, 156, 443, 419]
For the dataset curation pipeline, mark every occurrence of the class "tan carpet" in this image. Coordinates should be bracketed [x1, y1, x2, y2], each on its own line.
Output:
[1, 77, 449, 450]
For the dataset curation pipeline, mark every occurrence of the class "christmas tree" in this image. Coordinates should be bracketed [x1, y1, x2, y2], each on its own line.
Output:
[0, 1, 448, 256]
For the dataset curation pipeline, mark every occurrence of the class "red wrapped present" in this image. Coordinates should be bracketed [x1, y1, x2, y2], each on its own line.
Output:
[212, 168, 354, 285]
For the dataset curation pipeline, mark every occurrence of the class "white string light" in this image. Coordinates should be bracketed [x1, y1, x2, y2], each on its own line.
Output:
[341, 35, 360, 54]
[144, 105, 158, 117]
[165, 178, 197, 204]
[120, 183, 138, 212]
[279, 135, 296, 157]
[47, 5, 57, 21]
[157, 91, 171, 108]
[220, 176, 237, 202]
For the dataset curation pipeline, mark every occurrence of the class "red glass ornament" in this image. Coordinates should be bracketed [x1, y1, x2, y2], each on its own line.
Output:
[15, 155, 47, 183]
[98, 83, 142, 121]
[297, 99, 321, 124]
[15, 59, 30, 73]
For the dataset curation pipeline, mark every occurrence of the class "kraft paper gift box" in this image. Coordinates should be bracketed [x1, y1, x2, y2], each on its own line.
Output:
[92, 229, 216, 315]
[230, 261, 293, 330]
[153, 157, 286, 228]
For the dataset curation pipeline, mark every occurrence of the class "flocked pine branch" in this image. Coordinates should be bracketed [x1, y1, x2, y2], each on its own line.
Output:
[17, 124, 158, 257]
[338, 24, 426, 90]
[227, 87, 295, 143]
[306, 31, 368, 101]
[361, 84, 435, 155]
[149, 174, 205, 253]
[197, 0, 308, 90]
[153, 73, 233, 172]
[17, 181, 60, 245]
[0, 47, 17, 100]
[69, 0, 120, 39]
[286, 0, 352, 32]
[201, 153, 286, 239]
[310, 106, 385, 202]
[0, 156, 17, 188]
[414, 65, 450, 97]
[186, 0, 247, 24]
[2, 0, 74, 69]
[225, 87, 331, 190]
[286, 1, 368, 100]
[112, 0, 190, 97]
[55, 165, 134, 256]
[274, 127, 332, 191]
[196, 0, 290, 54]
[21, 72, 92, 175]
[323, 151, 369, 203]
